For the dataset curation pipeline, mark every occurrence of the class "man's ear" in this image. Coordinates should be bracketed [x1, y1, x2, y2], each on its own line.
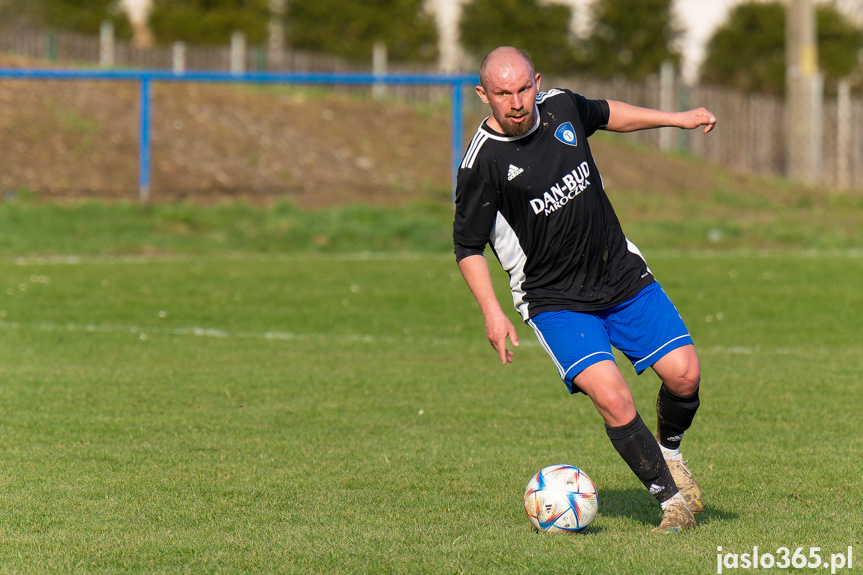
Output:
[535, 73, 542, 91]
[475, 85, 489, 104]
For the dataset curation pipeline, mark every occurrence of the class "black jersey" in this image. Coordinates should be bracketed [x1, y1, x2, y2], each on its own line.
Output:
[453, 88, 654, 321]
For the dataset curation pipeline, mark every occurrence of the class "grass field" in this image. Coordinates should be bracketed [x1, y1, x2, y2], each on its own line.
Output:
[2, 208, 862, 574]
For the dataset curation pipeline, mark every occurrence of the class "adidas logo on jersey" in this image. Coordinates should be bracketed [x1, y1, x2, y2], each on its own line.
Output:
[507, 164, 524, 181]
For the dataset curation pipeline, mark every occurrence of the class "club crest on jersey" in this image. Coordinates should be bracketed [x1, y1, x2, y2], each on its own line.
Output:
[554, 122, 578, 147]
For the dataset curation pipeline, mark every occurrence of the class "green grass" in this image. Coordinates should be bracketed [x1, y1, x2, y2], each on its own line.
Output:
[1, 245, 862, 573]
[3, 173, 863, 257]
[1, 191, 862, 572]
[0, 197, 456, 256]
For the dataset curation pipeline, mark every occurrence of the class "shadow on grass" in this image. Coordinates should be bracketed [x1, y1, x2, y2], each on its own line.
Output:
[597, 487, 739, 528]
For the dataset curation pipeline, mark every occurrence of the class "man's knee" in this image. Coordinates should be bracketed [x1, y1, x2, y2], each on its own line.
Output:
[595, 389, 637, 425]
[574, 361, 637, 426]
[667, 364, 700, 396]
[656, 346, 701, 396]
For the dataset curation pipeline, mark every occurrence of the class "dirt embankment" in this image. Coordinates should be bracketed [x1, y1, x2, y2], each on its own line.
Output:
[0, 53, 758, 208]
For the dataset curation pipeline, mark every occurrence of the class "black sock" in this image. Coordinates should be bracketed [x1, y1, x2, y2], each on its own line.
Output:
[655, 384, 700, 450]
[605, 412, 678, 504]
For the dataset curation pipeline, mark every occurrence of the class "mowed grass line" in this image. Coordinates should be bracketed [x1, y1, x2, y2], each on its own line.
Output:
[1, 252, 861, 574]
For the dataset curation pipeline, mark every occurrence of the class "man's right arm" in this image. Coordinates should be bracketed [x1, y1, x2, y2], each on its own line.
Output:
[453, 162, 518, 364]
[457, 254, 520, 365]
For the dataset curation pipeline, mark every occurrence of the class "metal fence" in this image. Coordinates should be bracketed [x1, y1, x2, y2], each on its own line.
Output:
[1, 27, 862, 191]
[547, 73, 863, 191]
[0, 27, 453, 103]
[0, 67, 474, 203]
[0, 28, 353, 72]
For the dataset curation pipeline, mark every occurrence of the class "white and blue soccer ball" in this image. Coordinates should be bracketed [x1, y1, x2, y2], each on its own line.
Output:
[523, 464, 598, 533]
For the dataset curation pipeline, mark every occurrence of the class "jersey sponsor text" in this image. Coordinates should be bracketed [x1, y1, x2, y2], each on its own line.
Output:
[529, 161, 591, 216]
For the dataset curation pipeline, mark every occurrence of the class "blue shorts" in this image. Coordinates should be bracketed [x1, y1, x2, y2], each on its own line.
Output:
[527, 282, 693, 394]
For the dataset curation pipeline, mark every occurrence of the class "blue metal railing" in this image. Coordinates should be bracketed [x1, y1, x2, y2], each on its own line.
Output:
[0, 68, 477, 202]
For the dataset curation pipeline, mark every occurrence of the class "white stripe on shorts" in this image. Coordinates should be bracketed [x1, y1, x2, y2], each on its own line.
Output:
[632, 334, 692, 373]
[527, 319, 565, 380]
[562, 351, 617, 383]
[529, 319, 616, 384]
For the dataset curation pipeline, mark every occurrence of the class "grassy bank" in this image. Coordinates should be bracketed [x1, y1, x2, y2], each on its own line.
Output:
[2, 178, 862, 258]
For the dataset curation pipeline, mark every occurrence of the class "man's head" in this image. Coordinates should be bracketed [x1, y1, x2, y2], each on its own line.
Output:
[476, 46, 541, 137]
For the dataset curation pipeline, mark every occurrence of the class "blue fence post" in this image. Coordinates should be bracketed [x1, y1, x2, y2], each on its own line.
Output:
[451, 80, 464, 191]
[139, 76, 151, 204]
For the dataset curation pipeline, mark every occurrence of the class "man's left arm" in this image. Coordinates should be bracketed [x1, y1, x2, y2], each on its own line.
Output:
[605, 100, 716, 134]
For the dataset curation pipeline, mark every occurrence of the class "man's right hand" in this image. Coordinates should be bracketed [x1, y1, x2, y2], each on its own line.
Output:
[457, 254, 520, 365]
[485, 309, 520, 364]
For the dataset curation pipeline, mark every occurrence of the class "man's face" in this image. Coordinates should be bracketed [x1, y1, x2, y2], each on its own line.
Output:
[476, 55, 541, 137]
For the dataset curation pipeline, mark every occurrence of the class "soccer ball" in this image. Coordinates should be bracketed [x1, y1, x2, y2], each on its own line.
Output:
[523, 464, 598, 533]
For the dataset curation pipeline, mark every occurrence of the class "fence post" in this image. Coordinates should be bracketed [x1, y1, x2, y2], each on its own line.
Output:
[659, 60, 675, 152]
[268, 0, 286, 70]
[100, 20, 115, 69]
[372, 41, 387, 100]
[451, 80, 464, 188]
[139, 77, 151, 204]
[677, 82, 691, 153]
[836, 78, 851, 189]
[254, 47, 267, 72]
[45, 30, 57, 62]
[785, 0, 821, 185]
[172, 42, 186, 74]
[230, 31, 246, 74]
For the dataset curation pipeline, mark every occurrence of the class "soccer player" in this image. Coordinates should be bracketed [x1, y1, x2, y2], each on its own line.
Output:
[453, 46, 716, 534]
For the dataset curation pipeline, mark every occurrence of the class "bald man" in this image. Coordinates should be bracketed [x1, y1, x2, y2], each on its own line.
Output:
[453, 46, 716, 534]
